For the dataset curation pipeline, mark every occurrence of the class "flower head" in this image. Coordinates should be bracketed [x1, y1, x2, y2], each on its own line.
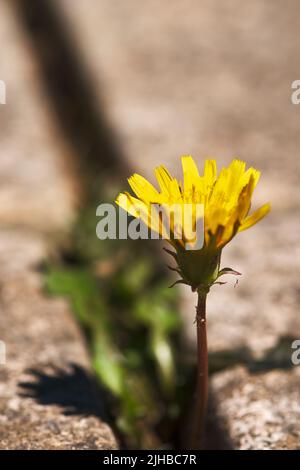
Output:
[116, 157, 270, 291]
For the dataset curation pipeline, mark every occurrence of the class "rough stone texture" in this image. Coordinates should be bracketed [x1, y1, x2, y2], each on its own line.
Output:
[211, 366, 300, 450]
[0, 1, 117, 449]
[0, 230, 117, 449]
[52, 0, 300, 448]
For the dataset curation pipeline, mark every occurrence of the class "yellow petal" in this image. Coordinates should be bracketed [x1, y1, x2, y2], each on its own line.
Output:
[181, 155, 199, 195]
[203, 159, 217, 186]
[116, 192, 169, 238]
[242, 167, 260, 188]
[228, 159, 246, 180]
[128, 173, 161, 203]
[238, 203, 270, 232]
[169, 178, 182, 202]
[116, 192, 149, 219]
[155, 165, 172, 196]
[236, 173, 259, 221]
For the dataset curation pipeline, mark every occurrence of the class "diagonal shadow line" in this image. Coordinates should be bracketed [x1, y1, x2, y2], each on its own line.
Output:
[208, 335, 297, 376]
[11, 0, 129, 198]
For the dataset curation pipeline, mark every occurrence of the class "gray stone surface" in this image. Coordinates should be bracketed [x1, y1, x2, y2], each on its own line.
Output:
[211, 366, 300, 450]
[0, 230, 116, 449]
[52, 0, 300, 448]
[0, 1, 117, 449]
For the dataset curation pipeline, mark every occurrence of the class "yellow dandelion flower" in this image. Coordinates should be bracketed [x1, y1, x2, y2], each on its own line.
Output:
[116, 156, 270, 291]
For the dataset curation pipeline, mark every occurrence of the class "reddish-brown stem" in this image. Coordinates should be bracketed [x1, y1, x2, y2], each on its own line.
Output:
[190, 292, 208, 449]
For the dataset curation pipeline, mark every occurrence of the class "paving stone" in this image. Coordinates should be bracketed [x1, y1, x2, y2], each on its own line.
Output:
[0, 2, 117, 449]
[211, 366, 300, 450]
[0, 230, 117, 449]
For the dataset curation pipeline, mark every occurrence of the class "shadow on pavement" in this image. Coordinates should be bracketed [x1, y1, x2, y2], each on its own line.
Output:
[19, 363, 112, 422]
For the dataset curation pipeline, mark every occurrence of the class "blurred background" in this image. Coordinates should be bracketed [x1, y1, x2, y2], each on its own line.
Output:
[0, 0, 299, 450]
